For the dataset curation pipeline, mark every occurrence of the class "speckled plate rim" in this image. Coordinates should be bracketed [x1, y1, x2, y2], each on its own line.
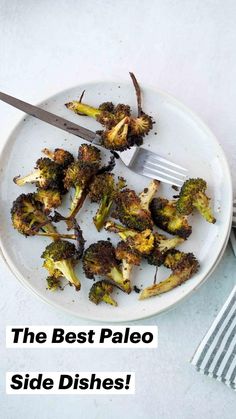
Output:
[0, 81, 233, 322]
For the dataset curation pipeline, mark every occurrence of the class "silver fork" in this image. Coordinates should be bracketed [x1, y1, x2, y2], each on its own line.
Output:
[230, 199, 236, 256]
[0, 91, 188, 187]
[117, 147, 187, 187]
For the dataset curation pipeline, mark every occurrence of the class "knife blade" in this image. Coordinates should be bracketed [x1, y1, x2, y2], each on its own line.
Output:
[0, 91, 101, 144]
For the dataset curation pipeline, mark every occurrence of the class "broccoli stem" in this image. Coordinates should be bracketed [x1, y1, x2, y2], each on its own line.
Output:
[37, 232, 77, 240]
[193, 192, 216, 224]
[14, 169, 41, 186]
[41, 222, 58, 235]
[110, 117, 129, 141]
[30, 210, 57, 236]
[94, 196, 113, 231]
[108, 266, 131, 293]
[105, 221, 136, 240]
[121, 259, 133, 283]
[139, 180, 160, 210]
[54, 260, 81, 291]
[103, 294, 118, 306]
[66, 185, 85, 225]
[67, 102, 101, 119]
[139, 271, 190, 300]
[66, 186, 88, 230]
[71, 185, 83, 213]
[158, 236, 184, 253]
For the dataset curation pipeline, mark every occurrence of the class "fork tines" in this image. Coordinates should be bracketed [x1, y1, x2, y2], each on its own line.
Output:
[141, 152, 188, 187]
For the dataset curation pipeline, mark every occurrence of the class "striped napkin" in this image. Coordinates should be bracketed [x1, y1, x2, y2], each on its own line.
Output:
[191, 285, 236, 390]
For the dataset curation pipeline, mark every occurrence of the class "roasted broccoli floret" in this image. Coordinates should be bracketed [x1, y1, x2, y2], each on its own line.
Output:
[41, 240, 80, 290]
[66, 74, 153, 151]
[129, 114, 153, 136]
[104, 220, 136, 239]
[13, 158, 63, 190]
[89, 174, 126, 231]
[46, 276, 62, 291]
[163, 249, 188, 270]
[11, 193, 58, 237]
[150, 198, 192, 239]
[139, 180, 160, 210]
[115, 241, 142, 265]
[101, 116, 130, 151]
[176, 178, 216, 224]
[63, 145, 101, 223]
[78, 144, 101, 169]
[146, 233, 185, 266]
[114, 189, 153, 231]
[65, 100, 130, 129]
[99, 111, 152, 150]
[139, 250, 199, 299]
[115, 241, 142, 288]
[64, 161, 94, 220]
[98, 102, 115, 112]
[82, 240, 131, 293]
[89, 280, 117, 306]
[105, 221, 155, 255]
[34, 188, 62, 213]
[42, 148, 74, 168]
[113, 104, 131, 121]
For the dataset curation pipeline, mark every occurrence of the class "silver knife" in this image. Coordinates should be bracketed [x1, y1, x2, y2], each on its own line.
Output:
[0, 91, 101, 144]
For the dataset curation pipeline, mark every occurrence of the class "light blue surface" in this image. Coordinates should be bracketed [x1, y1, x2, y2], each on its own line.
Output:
[0, 1, 236, 417]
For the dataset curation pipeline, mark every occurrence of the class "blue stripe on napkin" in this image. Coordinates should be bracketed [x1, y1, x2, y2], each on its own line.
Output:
[191, 285, 236, 390]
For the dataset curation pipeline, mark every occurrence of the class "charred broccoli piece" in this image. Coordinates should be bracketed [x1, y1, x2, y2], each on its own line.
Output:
[89, 174, 126, 231]
[139, 180, 160, 210]
[82, 240, 131, 293]
[150, 198, 192, 239]
[11, 193, 82, 240]
[129, 114, 153, 136]
[98, 102, 115, 112]
[46, 276, 62, 291]
[63, 145, 101, 222]
[42, 148, 74, 168]
[64, 161, 94, 220]
[125, 229, 155, 255]
[41, 240, 80, 290]
[140, 250, 199, 300]
[176, 178, 216, 224]
[100, 113, 152, 151]
[113, 104, 131, 121]
[101, 116, 130, 151]
[146, 233, 185, 266]
[13, 158, 63, 190]
[66, 102, 152, 151]
[34, 189, 62, 213]
[66, 74, 154, 151]
[163, 249, 189, 270]
[115, 241, 142, 288]
[89, 280, 117, 306]
[65, 100, 130, 129]
[11, 193, 58, 237]
[78, 144, 101, 169]
[115, 241, 142, 265]
[105, 221, 154, 255]
[114, 189, 153, 231]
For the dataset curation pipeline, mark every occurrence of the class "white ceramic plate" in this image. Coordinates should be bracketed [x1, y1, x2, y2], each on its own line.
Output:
[0, 82, 232, 322]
